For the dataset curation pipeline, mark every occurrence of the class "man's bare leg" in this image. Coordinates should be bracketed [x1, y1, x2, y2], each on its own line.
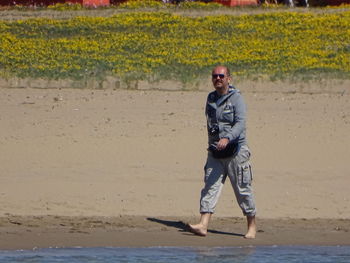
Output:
[188, 213, 211, 236]
[244, 215, 256, 239]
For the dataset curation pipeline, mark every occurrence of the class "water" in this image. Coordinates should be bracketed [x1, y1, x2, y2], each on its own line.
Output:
[0, 246, 349, 263]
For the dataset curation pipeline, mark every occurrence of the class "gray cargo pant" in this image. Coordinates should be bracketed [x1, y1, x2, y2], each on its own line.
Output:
[200, 145, 256, 217]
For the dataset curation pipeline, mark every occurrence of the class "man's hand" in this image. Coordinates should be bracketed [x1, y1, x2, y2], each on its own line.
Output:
[216, 138, 229, 151]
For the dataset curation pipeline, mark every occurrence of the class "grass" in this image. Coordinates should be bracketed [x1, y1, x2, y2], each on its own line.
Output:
[0, 2, 349, 85]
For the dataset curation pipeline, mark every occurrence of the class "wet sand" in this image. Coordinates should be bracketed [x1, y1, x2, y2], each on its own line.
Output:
[1, 215, 349, 250]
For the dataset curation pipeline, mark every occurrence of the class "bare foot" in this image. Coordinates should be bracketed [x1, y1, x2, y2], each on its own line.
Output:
[244, 216, 256, 239]
[187, 223, 207, 237]
[244, 226, 256, 239]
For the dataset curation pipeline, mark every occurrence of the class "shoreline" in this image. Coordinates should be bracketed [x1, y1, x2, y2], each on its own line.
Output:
[1, 215, 349, 250]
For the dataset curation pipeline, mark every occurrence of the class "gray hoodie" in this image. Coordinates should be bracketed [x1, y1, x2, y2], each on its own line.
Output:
[206, 86, 247, 155]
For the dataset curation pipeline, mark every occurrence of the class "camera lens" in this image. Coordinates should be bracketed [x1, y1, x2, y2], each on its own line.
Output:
[209, 125, 219, 135]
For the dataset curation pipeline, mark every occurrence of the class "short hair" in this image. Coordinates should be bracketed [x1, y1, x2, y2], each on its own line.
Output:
[213, 65, 231, 76]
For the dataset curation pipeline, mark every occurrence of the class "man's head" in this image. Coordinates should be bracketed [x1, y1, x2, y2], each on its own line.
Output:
[212, 66, 231, 95]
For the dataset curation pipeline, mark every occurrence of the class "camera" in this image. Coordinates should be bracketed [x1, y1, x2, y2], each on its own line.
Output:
[208, 125, 219, 136]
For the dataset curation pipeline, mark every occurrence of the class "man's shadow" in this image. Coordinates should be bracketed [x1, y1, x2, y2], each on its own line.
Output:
[147, 217, 244, 237]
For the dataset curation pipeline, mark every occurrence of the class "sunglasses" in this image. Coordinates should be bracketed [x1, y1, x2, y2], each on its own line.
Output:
[212, 74, 225, 79]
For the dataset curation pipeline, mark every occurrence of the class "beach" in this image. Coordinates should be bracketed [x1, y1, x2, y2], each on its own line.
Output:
[1, 80, 349, 249]
[1, 216, 350, 250]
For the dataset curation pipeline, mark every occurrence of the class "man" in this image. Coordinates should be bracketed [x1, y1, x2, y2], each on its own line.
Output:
[188, 65, 256, 239]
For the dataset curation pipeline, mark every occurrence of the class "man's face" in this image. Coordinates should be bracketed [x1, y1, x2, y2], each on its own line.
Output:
[212, 66, 230, 95]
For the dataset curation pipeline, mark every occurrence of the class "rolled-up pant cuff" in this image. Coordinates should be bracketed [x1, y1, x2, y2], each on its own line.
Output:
[200, 209, 214, 214]
[243, 211, 256, 217]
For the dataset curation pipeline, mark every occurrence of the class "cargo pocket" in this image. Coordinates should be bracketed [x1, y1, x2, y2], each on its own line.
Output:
[238, 162, 252, 186]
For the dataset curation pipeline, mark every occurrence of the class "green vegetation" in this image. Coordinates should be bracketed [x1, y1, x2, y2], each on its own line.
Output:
[0, 2, 349, 84]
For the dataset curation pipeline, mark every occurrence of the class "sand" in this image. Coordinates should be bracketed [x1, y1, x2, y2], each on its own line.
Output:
[0, 79, 349, 249]
[1, 216, 349, 250]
